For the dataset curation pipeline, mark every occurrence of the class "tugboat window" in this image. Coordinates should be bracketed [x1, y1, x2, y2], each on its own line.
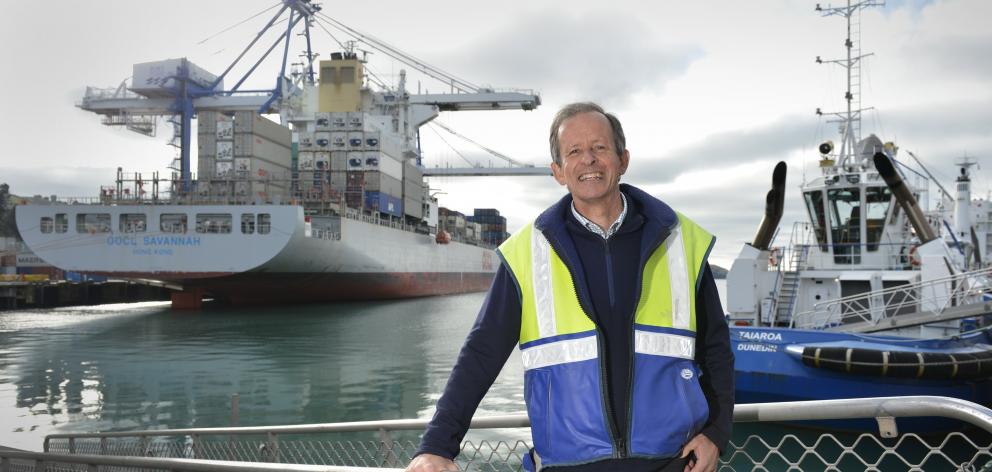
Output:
[828, 188, 861, 264]
[865, 187, 892, 251]
[40, 217, 53, 234]
[804, 191, 828, 250]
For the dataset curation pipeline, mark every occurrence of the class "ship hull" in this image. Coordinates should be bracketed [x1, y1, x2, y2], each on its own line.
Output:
[733, 326, 992, 432]
[15, 204, 498, 304]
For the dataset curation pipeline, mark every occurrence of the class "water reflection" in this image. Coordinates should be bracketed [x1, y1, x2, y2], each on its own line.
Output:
[0, 294, 527, 451]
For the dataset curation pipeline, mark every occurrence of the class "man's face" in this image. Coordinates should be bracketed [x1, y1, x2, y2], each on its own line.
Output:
[551, 112, 629, 208]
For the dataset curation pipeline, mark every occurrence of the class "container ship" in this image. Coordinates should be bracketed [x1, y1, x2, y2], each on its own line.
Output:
[14, 2, 541, 308]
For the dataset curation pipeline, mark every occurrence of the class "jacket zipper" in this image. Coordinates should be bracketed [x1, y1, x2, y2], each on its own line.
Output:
[543, 229, 626, 459]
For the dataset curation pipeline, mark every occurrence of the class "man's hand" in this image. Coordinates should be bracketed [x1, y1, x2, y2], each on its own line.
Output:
[680, 433, 719, 472]
[405, 453, 459, 472]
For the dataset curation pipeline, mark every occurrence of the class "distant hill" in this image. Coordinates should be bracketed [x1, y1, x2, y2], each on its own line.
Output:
[711, 264, 728, 279]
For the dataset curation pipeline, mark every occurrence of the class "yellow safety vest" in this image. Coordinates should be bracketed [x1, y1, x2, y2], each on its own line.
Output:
[498, 213, 714, 467]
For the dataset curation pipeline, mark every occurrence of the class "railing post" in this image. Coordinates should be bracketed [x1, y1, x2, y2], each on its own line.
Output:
[99, 438, 107, 456]
[266, 432, 279, 463]
[33, 459, 45, 472]
[69, 438, 76, 455]
[377, 428, 399, 468]
[191, 434, 200, 459]
[140, 436, 150, 457]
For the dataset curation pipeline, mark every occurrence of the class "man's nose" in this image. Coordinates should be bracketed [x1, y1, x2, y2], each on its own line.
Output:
[579, 148, 597, 164]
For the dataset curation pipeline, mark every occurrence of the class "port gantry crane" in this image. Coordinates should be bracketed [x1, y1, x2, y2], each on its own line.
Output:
[77, 0, 545, 196]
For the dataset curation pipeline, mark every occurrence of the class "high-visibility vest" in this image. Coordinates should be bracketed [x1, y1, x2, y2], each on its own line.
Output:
[498, 213, 715, 468]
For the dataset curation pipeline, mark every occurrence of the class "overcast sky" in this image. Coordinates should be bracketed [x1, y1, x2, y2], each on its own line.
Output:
[2, 0, 990, 267]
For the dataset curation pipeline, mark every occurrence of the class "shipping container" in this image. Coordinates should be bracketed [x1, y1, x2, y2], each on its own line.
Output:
[363, 171, 403, 196]
[364, 131, 380, 149]
[298, 151, 316, 171]
[331, 131, 347, 148]
[314, 131, 331, 149]
[364, 191, 403, 217]
[331, 112, 348, 129]
[234, 158, 251, 179]
[198, 111, 218, 134]
[330, 170, 347, 189]
[314, 152, 330, 171]
[216, 161, 234, 179]
[233, 135, 291, 167]
[132, 59, 220, 98]
[347, 151, 365, 170]
[403, 196, 424, 219]
[404, 160, 424, 183]
[347, 131, 363, 149]
[233, 112, 292, 145]
[216, 120, 234, 140]
[347, 112, 364, 131]
[217, 141, 234, 160]
[474, 208, 501, 217]
[298, 132, 315, 149]
[197, 156, 215, 180]
[331, 151, 348, 171]
[365, 151, 403, 180]
[315, 112, 331, 131]
[198, 134, 216, 158]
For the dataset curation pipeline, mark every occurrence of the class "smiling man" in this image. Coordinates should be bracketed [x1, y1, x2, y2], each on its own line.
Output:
[407, 102, 734, 472]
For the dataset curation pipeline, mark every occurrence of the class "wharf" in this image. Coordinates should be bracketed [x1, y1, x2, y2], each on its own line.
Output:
[0, 279, 171, 310]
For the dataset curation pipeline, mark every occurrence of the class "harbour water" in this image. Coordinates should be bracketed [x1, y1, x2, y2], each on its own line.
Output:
[2, 282, 988, 470]
[0, 290, 531, 452]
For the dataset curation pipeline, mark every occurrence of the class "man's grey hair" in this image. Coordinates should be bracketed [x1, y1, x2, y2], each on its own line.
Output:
[548, 102, 626, 166]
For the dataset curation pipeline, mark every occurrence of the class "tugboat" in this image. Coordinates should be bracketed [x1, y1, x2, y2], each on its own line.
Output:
[725, 1, 992, 430]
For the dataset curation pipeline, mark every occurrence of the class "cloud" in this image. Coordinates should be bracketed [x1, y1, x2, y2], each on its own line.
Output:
[627, 114, 813, 186]
[444, 8, 702, 106]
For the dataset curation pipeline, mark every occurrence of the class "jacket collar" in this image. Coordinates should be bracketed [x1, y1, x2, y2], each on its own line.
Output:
[535, 183, 678, 238]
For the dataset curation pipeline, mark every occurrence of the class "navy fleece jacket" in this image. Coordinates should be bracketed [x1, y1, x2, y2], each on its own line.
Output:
[416, 185, 735, 471]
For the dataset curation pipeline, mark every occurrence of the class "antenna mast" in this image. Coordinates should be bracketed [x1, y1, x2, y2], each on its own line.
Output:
[814, 0, 884, 169]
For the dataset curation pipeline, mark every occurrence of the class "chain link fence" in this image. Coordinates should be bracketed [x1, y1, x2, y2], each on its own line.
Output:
[38, 397, 992, 471]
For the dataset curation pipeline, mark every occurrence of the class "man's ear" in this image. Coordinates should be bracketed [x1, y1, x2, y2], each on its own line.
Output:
[551, 161, 566, 186]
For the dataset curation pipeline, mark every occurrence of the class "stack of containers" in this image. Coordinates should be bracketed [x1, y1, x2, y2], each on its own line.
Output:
[438, 208, 467, 237]
[403, 161, 425, 219]
[196, 112, 236, 196]
[232, 111, 292, 200]
[469, 208, 508, 245]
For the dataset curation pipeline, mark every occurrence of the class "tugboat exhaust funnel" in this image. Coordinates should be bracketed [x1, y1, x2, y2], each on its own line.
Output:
[872, 152, 938, 243]
[751, 161, 787, 250]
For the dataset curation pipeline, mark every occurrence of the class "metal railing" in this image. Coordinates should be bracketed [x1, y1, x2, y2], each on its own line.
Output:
[35, 396, 992, 472]
[791, 266, 992, 330]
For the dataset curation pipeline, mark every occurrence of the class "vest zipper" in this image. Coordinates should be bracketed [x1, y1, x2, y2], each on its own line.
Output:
[543, 230, 625, 459]
[625, 224, 674, 456]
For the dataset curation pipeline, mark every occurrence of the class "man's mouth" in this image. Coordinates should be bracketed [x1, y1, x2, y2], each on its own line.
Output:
[578, 172, 603, 182]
